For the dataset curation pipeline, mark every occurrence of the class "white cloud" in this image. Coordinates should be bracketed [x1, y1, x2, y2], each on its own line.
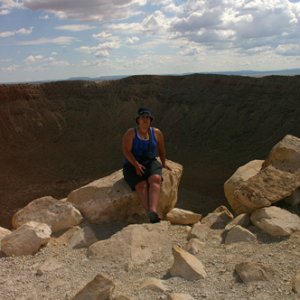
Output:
[275, 43, 300, 56]
[126, 36, 140, 44]
[24, 54, 70, 69]
[169, 0, 300, 53]
[1, 64, 18, 72]
[18, 36, 77, 45]
[92, 31, 112, 40]
[56, 25, 96, 32]
[77, 38, 120, 58]
[24, 54, 43, 63]
[0, 27, 33, 38]
[22, 0, 147, 21]
[0, 0, 21, 15]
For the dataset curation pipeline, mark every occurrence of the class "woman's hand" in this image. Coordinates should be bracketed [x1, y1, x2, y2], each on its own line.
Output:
[163, 164, 172, 171]
[135, 162, 145, 176]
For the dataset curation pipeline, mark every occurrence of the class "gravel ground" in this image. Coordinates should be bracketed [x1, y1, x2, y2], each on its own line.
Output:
[1, 220, 300, 300]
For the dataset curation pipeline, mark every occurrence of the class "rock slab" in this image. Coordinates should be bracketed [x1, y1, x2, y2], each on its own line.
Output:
[169, 245, 207, 281]
[1, 221, 51, 256]
[68, 160, 183, 224]
[12, 196, 83, 233]
[250, 206, 300, 236]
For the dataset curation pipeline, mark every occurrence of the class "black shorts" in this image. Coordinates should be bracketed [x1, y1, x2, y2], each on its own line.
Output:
[123, 159, 163, 190]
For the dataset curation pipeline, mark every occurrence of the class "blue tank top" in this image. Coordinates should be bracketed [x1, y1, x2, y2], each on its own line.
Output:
[125, 127, 158, 164]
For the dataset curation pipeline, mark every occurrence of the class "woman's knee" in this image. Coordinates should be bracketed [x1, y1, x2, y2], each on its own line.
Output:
[148, 175, 162, 185]
[135, 180, 148, 191]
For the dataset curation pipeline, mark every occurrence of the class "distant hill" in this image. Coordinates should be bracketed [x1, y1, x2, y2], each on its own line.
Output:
[68, 68, 300, 82]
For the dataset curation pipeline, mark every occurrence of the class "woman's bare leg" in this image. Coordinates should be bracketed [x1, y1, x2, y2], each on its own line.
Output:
[135, 180, 149, 210]
[147, 174, 162, 212]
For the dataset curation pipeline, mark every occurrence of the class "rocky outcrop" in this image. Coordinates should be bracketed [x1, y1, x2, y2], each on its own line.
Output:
[12, 196, 83, 233]
[73, 273, 115, 300]
[225, 213, 250, 231]
[224, 225, 256, 244]
[51, 225, 98, 249]
[225, 135, 300, 214]
[201, 205, 233, 229]
[250, 206, 300, 236]
[169, 246, 207, 281]
[68, 160, 183, 224]
[88, 222, 171, 268]
[1, 221, 51, 256]
[166, 208, 201, 225]
[235, 262, 275, 283]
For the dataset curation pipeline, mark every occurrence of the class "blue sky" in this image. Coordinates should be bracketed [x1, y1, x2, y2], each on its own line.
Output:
[1, 0, 300, 83]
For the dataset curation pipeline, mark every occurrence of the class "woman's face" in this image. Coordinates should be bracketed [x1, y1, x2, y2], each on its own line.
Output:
[138, 115, 151, 126]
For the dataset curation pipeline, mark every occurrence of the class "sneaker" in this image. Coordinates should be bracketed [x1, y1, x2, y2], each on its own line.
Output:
[147, 211, 161, 223]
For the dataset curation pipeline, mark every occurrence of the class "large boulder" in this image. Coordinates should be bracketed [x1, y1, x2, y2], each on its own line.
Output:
[1, 221, 51, 256]
[0, 227, 11, 249]
[224, 135, 300, 214]
[250, 206, 300, 236]
[68, 160, 183, 224]
[88, 222, 172, 268]
[263, 134, 300, 172]
[12, 196, 83, 233]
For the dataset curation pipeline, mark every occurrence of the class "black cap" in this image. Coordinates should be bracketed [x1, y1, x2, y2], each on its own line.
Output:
[136, 107, 153, 123]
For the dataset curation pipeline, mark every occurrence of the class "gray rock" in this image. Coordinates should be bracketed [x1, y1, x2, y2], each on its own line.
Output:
[1, 221, 51, 256]
[225, 225, 256, 244]
[235, 262, 275, 283]
[72, 273, 115, 300]
[12, 196, 83, 233]
[250, 206, 300, 236]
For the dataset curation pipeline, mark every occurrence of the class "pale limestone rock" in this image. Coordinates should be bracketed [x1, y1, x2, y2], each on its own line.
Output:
[67, 160, 183, 224]
[186, 238, 204, 255]
[225, 213, 250, 231]
[166, 208, 201, 225]
[263, 134, 300, 173]
[201, 205, 233, 229]
[235, 262, 275, 283]
[52, 225, 98, 249]
[1, 221, 51, 257]
[224, 160, 264, 214]
[0, 227, 11, 248]
[140, 277, 169, 292]
[250, 206, 300, 236]
[225, 225, 256, 244]
[168, 293, 195, 300]
[225, 135, 300, 215]
[88, 222, 171, 268]
[12, 196, 83, 233]
[169, 245, 207, 281]
[72, 273, 115, 300]
[293, 271, 300, 294]
[188, 222, 210, 241]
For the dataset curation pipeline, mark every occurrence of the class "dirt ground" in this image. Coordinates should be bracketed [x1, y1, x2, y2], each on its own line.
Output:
[1, 217, 300, 300]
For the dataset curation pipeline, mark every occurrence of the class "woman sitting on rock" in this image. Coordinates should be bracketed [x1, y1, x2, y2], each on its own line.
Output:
[122, 107, 171, 223]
